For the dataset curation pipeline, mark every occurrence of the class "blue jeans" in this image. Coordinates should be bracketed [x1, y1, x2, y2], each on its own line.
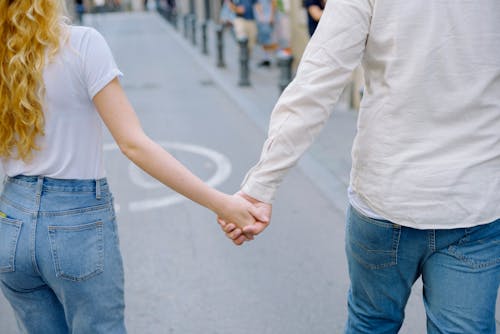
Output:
[0, 175, 126, 334]
[345, 205, 500, 333]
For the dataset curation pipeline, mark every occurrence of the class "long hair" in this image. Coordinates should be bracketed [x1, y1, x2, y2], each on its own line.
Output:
[0, 0, 66, 162]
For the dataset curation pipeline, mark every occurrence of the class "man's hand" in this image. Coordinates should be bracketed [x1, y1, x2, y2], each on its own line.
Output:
[217, 191, 272, 245]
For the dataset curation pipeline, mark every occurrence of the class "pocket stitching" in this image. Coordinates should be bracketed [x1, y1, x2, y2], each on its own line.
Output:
[0, 218, 23, 273]
[347, 209, 401, 270]
[351, 227, 400, 270]
[447, 222, 500, 269]
[48, 221, 104, 282]
[448, 244, 500, 269]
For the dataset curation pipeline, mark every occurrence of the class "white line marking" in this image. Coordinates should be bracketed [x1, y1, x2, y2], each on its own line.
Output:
[104, 141, 232, 212]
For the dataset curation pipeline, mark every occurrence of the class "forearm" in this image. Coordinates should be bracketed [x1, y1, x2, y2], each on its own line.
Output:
[254, 3, 263, 21]
[121, 135, 226, 213]
[228, 2, 245, 14]
[242, 0, 371, 202]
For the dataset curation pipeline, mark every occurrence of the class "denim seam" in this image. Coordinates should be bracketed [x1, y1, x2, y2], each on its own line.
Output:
[354, 214, 400, 267]
[392, 226, 401, 266]
[351, 253, 397, 270]
[5, 177, 38, 188]
[350, 205, 397, 229]
[0, 196, 32, 214]
[0, 219, 23, 273]
[349, 224, 401, 270]
[30, 177, 43, 277]
[43, 189, 97, 193]
[1, 195, 112, 217]
[428, 230, 436, 252]
[447, 246, 500, 269]
[40, 203, 113, 217]
[5, 176, 108, 193]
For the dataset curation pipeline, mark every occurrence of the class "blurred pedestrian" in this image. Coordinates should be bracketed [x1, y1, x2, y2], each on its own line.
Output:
[274, 0, 291, 56]
[75, 0, 85, 24]
[255, 0, 276, 67]
[220, 0, 235, 29]
[0, 1, 266, 333]
[221, 0, 500, 333]
[93, 0, 106, 12]
[228, 0, 258, 54]
[303, 0, 325, 37]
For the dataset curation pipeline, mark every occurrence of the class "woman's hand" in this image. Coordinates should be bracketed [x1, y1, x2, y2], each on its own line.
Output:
[217, 192, 272, 246]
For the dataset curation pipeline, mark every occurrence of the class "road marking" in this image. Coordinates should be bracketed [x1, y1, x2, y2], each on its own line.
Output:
[103, 142, 232, 212]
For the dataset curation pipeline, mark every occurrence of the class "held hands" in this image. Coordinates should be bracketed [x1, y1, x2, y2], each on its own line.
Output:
[217, 191, 272, 246]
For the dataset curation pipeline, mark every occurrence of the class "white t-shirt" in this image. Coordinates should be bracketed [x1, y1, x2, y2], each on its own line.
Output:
[1, 26, 122, 179]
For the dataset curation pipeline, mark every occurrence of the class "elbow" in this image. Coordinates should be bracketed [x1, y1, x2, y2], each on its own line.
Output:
[118, 141, 138, 161]
[116, 134, 149, 162]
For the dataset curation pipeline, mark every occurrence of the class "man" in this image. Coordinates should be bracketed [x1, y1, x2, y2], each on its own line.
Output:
[227, 0, 259, 53]
[220, 0, 500, 332]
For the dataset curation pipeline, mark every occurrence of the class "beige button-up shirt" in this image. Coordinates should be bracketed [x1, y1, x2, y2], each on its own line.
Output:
[241, 0, 500, 229]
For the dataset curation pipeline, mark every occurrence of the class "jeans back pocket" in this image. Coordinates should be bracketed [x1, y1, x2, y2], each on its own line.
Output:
[346, 206, 401, 270]
[0, 217, 23, 273]
[448, 219, 500, 270]
[48, 221, 104, 281]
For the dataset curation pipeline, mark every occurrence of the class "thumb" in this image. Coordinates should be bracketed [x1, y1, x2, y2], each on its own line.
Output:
[243, 222, 267, 236]
[249, 205, 269, 223]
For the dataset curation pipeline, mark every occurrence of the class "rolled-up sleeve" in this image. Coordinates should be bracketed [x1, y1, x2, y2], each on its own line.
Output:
[241, 0, 372, 203]
[82, 28, 123, 99]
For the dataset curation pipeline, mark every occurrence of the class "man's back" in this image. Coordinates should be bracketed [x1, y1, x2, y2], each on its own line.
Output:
[242, 0, 500, 228]
[352, 0, 500, 227]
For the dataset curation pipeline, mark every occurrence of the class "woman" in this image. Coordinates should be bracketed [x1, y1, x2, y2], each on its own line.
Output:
[0, 1, 263, 333]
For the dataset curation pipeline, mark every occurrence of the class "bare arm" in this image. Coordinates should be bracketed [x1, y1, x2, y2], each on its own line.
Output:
[254, 2, 264, 21]
[271, 0, 277, 23]
[93, 78, 266, 229]
[308, 5, 323, 21]
[254, 1, 276, 23]
[227, 0, 246, 15]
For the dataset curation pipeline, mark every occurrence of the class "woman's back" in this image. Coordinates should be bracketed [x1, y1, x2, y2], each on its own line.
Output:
[2, 26, 121, 179]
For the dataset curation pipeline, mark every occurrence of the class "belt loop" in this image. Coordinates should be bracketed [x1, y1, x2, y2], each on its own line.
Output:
[36, 176, 44, 198]
[96, 179, 101, 200]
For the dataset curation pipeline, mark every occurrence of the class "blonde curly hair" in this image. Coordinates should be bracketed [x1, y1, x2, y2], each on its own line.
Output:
[0, 0, 66, 162]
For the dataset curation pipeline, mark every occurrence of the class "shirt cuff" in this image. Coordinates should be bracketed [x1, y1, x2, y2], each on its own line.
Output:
[240, 177, 276, 204]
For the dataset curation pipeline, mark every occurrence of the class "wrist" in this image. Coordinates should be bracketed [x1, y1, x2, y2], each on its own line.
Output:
[208, 190, 229, 216]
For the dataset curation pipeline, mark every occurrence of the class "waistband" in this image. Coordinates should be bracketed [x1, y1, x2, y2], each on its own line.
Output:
[4, 175, 109, 193]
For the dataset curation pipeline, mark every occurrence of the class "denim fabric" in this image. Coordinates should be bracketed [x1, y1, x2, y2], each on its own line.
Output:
[344, 205, 500, 334]
[0, 175, 126, 334]
[257, 22, 273, 45]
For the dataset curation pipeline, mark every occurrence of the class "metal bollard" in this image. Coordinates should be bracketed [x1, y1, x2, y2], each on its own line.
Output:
[164, 7, 171, 23]
[201, 22, 208, 55]
[238, 38, 251, 86]
[277, 53, 294, 92]
[171, 12, 178, 30]
[215, 25, 226, 68]
[190, 14, 197, 46]
[183, 15, 189, 39]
